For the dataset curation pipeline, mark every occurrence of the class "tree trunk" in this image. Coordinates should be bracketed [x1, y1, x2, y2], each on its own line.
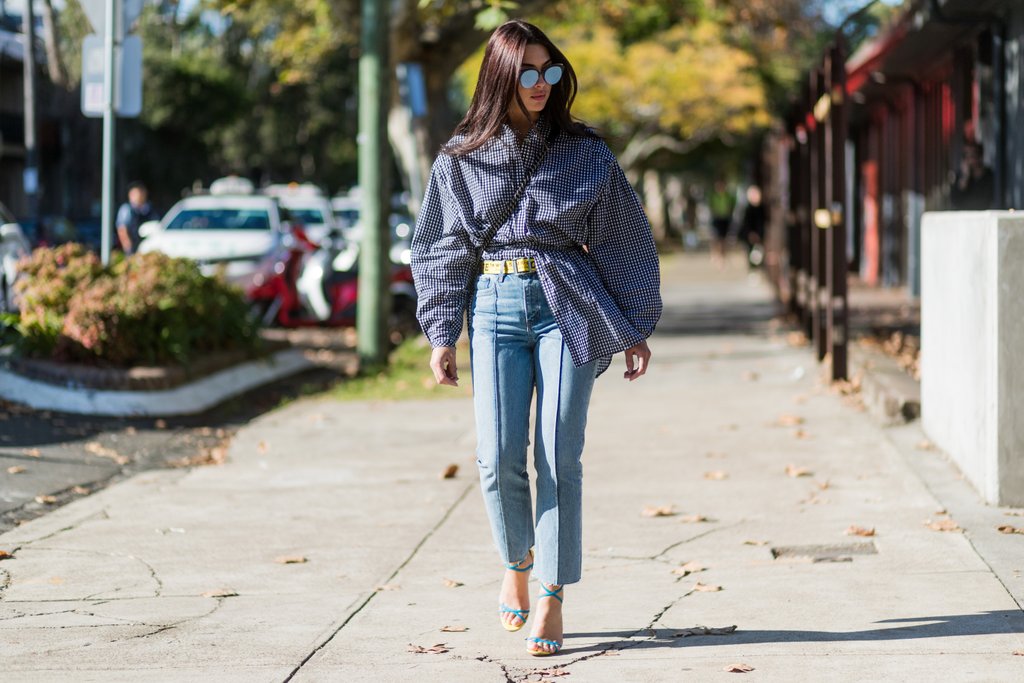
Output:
[643, 169, 667, 243]
[40, 0, 67, 89]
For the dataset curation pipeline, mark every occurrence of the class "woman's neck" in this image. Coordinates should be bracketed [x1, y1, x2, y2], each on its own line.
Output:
[507, 107, 538, 139]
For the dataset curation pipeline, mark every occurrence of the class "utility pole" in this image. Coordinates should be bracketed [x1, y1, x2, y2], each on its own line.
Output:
[100, 0, 119, 265]
[22, 0, 39, 237]
[357, 0, 392, 366]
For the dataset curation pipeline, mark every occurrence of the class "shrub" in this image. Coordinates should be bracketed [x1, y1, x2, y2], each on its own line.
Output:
[13, 246, 260, 367]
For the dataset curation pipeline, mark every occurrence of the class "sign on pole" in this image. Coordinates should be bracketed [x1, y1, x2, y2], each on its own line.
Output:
[80, 0, 143, 39]
[80, 34, 143, 118]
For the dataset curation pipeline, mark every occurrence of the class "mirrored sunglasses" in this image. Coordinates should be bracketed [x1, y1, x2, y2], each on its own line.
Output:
[519, 64, 564, 89]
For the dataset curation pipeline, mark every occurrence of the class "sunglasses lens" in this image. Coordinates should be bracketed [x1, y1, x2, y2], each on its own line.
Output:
[544, 65, 563, 85]
[519, 70, 540, 88]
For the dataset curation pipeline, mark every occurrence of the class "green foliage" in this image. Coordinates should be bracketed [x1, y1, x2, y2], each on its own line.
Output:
[11, 247, 260, 368]
[331, 336, 472, 402]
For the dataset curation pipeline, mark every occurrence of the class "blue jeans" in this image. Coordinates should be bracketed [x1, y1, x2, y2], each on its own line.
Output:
[469, 271, 597, 586]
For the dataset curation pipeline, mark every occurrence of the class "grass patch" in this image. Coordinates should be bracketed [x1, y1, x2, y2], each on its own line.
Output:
[331, 335, 473, 401]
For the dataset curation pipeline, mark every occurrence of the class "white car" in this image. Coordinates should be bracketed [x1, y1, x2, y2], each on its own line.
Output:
[274, 196, 339, 244]
[0, 202, 31, 314]
[138, 182, 288, 282]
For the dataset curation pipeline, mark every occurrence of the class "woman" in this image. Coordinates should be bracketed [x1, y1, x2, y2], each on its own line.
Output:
[411, 20, 662, 656]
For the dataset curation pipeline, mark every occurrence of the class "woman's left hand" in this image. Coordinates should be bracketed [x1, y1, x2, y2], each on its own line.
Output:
[623, 340, 651, 381]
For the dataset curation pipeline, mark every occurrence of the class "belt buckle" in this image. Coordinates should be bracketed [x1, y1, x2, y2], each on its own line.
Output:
[515, 257, 532, 273]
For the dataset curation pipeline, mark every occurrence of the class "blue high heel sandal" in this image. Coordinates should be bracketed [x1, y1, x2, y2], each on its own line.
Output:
[525, 583, 563, 656]
[498, 550, 534, 632]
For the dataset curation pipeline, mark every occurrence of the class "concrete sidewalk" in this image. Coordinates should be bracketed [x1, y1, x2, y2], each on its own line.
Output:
[1, 253, 1022, 682]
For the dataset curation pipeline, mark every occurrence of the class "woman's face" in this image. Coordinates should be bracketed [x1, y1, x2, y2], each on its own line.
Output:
[513, 43, 553, 119]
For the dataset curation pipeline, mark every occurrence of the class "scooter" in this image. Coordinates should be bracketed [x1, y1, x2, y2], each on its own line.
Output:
[246, 224, 418, 340]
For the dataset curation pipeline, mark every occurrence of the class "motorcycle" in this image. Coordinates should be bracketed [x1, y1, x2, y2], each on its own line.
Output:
[246, 224, 419, 342]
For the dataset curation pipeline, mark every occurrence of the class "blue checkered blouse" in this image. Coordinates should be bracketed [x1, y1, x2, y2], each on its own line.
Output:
[410, 115, 662, 376]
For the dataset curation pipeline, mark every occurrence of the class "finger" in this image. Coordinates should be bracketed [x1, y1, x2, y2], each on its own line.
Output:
[624, 350, 636, 379]
[633, 351, 650, 379]
[446, 354, 459, 384]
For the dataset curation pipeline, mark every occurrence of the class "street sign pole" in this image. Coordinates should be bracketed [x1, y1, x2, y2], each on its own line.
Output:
[99, 0, 119, 265]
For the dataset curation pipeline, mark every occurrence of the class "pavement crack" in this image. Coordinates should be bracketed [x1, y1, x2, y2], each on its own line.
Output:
[17, 510, 110, 546]
[130, 555, 165, 597]
[281, 481, 476, 682]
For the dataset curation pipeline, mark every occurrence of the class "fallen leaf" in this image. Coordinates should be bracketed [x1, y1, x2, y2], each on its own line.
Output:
[442, 578, 464, 588]
[1004, 510, 1024, 517]
[441, 464, 459, 479]
[533, 669, 570, 678]
[23, 448, 41, 458]
[725, 663, 755, 673]
[642, 505, 677, 518]
[786, 331, 809, 347]
[6, 466, 26, 474]
[1014, 650, 1024, 656]
[274, 555, 308, 564]
[743, 539, 769, 546]
[376, 584, 401, 591]
[777, 414, 804, 427]
[34, 495, 57, 505]
[71, 486, 90, 495]
[996, 525, 1024, 535]
[440, 625, 468, 632]
[680, 561, 707, 573]
[671, 625, 737, 638]
[692, 581, 722, 592]
[597, 650, 620, 656]
[408, 643, 449, 654]
[201, 588, 238, 598]
[257, 441, 269, 454]
[742, 371, 760, 382]
[679, 514, 710, 523]
[0, 550, 12, 560]
[792, 428, 811, 439]
[785, 464, 813, 478]
[916, 439, 935, 451]
[925, 518, 961, 532]
[124, 426, 137, 435]
[816, 479, 831, 490]
[154, 419, 168, 429]
[704, 471, 728, 480]
[84, 441, 130, 465]
[844, 525, 876, 537]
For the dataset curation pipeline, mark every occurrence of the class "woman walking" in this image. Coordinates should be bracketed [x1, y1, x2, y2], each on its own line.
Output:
[410, 20, 662, 656]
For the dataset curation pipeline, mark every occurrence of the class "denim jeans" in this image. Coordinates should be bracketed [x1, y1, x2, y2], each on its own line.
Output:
[469, 271, 597, 586]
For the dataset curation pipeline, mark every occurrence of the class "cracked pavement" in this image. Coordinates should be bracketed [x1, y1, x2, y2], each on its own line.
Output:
[1, 253, 1022, 682]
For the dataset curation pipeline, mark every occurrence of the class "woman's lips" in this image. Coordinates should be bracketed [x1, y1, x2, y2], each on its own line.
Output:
[530, 93, 546, 101]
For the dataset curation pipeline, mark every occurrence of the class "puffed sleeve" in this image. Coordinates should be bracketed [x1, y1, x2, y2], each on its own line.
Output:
[410, 157, 477, 348]
[585, 161, 663, 339]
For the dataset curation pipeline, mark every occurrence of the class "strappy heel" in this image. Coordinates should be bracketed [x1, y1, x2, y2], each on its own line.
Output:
[498, 550, 534, 632]
[526, 583, 563, 656]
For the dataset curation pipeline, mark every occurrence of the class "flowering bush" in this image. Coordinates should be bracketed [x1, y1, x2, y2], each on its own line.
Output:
[13, 246, 260, 367]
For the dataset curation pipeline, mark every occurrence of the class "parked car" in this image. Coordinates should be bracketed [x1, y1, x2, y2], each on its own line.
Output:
[0, 202, 32, 314]
[263, 183, 341, 244]
[138, 177, 292, 283]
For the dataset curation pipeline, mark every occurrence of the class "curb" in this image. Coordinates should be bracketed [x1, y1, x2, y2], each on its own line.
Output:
[851, 344, 921, 425]
[0, 348, 315, 416]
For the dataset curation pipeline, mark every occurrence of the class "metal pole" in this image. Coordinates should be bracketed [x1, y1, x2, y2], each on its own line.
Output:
[100, 0, 118, 265]
[22, 0, 39, 238]
[357, 0, 392, 366]
[828, 43, 849, 381]
[814, 68, 829, 362]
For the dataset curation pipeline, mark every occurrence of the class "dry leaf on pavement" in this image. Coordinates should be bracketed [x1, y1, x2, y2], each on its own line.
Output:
[925, 518, 961, 532]
[376, 584, 401, 591]
[671, 625, 737, 638]
[257, 441, 269, 454]
[996, 525, 1024, 535]
[274, 555, 308, 564]
[0, 550, 13, 560]
[916, 439, 935, 451]
[441, 464, 459, 479]
[704, 471, 728, 480]
[777, 414, 804, 427]
[725, 663, 755, 673]
[679, 514, 710, 523]
[34, 495, 57, 505]
[743, 539, 769, 546]
[742, 371, 760, 382]
[692, 582, 722, 592]
[71, 486, 89, 495]
[785, 464, 813, 477]
[7, 466, 26, 474]
[671, 561, 707, 577]
[408, 643, 449, 654]
[792, 428, 811, 439]
[201, 588, 238, 598]
[1013, 650, 1024, 656]
[816, 479, 831, 490]
[443, 578, 464, 588]
[155, 419, 168, 429]
[84, 441, 130, 465]
[1004, 510, 1024, 517]
[440, 625, 468, 632]
[844, 525, 876, 537]
[642, 505, 677, 518]
[533, 669, 570, 678]
[23, 448, 41, 458]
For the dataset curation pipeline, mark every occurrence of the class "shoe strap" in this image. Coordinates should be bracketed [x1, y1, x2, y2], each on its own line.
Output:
[538, 583, 563, 603]
[526, 636, 562, 650]
[499, 603, 529, 621]
[505, 550, 534, 573]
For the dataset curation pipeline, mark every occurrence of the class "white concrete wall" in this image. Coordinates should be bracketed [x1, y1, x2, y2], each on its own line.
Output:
[921, 212, 1024, 506]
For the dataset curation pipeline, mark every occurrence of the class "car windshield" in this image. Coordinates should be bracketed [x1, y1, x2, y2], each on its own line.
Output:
[166, 208, 272, 231]
[288, 208, 327, 225]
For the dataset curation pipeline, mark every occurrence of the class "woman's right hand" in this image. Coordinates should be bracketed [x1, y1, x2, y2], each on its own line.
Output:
[430, 346, 459, 387]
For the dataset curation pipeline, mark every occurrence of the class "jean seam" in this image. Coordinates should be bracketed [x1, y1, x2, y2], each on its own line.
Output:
[489, 282, 512, 562]
[548, 335, 565, 584]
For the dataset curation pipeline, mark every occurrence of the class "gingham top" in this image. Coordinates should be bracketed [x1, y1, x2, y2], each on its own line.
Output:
[410, 115, 662, 376]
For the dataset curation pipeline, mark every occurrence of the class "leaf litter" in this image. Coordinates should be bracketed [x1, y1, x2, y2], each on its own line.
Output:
[925, 518, 961, 532]
[408, 643, 449, 654]
[844, 525, 876, 537]
[671, 625, 737, 638]
[725, 663, 755, 673]
[785, 464, 813, 477]
[642, 505, 677, 518]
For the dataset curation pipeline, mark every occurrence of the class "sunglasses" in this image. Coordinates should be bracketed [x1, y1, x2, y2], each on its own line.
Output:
[519, 64, 564, 89]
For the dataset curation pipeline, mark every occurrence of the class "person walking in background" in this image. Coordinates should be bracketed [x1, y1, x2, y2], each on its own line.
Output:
[708, 179, 736, 267]
[740, 185, 766, 269]
[950, 139, 995, 210]
[411, 20, 662, 657]
[116, 182, 159, 255]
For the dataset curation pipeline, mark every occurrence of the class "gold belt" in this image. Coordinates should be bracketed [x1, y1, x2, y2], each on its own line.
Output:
[481, 257, 537, 274]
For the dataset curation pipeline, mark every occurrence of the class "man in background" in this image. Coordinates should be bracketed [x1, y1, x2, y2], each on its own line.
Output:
[116, 182, 159, 255]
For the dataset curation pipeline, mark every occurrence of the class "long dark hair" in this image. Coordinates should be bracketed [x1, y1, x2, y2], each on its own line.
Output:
[445, 20, 595, 156]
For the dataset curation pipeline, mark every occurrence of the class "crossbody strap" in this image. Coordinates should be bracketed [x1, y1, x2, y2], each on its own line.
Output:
[478, 126, 559, 256]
